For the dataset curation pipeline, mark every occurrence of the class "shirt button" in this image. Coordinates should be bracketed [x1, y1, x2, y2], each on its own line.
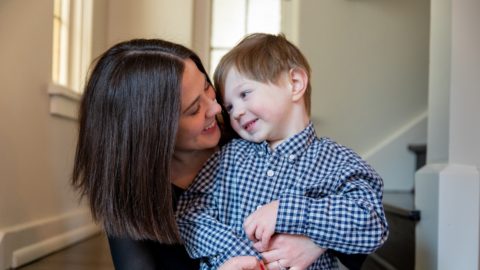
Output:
[267, 170, 275, 177]
[288, 154, 296, 161]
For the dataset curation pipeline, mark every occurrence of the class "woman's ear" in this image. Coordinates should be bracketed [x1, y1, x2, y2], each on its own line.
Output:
[288, 67, 308, 102]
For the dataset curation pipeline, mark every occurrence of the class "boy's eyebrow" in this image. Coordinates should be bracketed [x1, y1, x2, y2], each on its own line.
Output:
[183, 97, 200, 113]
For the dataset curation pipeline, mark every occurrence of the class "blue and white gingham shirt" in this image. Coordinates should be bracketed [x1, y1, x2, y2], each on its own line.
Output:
[176, 122, 388, 269]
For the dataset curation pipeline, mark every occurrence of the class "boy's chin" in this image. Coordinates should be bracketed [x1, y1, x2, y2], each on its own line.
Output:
[238, 133, 264, 143]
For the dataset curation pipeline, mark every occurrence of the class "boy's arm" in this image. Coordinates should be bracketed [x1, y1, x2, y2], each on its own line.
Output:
[275, 158, 389, 254]
[176, 152, 261, 268]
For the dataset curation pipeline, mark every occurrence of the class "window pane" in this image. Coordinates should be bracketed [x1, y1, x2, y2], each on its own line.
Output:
[52, 0, 70, 86]
[211, 0, 246, 47]
[247, 0, 281, 34]
[210, 48, 230, 78]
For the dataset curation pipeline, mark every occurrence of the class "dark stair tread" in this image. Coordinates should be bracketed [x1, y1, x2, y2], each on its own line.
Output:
[408, 144, 427, 170]
[407, 144, 426, 154]
[383, 191, 420, 221]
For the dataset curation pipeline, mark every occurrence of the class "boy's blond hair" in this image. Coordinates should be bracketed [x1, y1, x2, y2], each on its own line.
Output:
[214, 33, 312, 114]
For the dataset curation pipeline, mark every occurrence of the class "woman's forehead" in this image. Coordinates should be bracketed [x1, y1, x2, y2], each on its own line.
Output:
[180, 59, 205, 109]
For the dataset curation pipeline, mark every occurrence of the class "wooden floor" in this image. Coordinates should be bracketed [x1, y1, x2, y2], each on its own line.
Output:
[15, 233, 114, 270]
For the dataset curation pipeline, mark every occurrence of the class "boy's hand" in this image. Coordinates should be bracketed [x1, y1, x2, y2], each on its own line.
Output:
[254, 234, 326, 270]
[244, 200, 279, 249]
[219, 256, 266, 270]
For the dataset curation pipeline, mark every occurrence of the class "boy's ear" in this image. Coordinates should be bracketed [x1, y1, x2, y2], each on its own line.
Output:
[288, 67, 308, 102]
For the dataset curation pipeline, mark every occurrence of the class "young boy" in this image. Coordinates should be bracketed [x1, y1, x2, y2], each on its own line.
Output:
[176, 33, 388, 270]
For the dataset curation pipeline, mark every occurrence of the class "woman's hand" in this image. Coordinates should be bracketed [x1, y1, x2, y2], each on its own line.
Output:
[244, 200, 279, 250]
[219, 256, 266, 270]
[254, 234, 326, 270]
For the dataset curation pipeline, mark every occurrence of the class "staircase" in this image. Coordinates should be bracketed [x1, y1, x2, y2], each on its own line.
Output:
[361, 144, 425, 270]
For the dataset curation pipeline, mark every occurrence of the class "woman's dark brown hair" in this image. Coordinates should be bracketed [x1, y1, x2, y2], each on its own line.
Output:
[72, 39, 210, 243]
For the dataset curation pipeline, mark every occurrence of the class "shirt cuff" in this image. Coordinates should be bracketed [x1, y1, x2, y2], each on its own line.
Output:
[275, 194, 310, 234]
[212, 239, 262, 268]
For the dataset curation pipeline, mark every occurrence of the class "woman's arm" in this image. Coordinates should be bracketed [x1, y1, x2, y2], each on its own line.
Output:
[107, 236, 199, 270]
[256, 234, 325, 270]
[176, 151, 261, 268]
[219, 256, 265, 270]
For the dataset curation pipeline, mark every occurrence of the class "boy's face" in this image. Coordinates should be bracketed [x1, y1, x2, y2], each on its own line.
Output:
[223, 68, 295, 147]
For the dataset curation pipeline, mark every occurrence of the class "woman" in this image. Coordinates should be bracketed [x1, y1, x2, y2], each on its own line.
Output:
[72, 38, 263, 270]
[72, 39, 323, 270]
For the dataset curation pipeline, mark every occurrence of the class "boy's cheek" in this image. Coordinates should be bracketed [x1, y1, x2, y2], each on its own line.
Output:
[231, 121, 242, 133]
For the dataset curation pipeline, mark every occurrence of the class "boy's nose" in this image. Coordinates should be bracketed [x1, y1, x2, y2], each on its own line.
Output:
[231, 106, 245, 121]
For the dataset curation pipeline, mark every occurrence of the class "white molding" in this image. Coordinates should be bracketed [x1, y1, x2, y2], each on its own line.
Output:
[12, 224, 99, 268]
[415, 164, 480, 269]
[361, 110, 428, 191]
[362, 110, 428, 159]
[0, 209, 101, 269]
[47, 83, 81, 120]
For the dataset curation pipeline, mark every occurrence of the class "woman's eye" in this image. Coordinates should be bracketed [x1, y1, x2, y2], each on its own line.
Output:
[189, 105, 200, 115]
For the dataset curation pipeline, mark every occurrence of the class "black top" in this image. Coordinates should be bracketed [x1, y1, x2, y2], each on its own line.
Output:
[107, 185, 199, 270]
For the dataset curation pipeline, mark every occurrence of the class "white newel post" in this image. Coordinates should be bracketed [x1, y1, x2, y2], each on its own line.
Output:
[415, 0, 480, 269]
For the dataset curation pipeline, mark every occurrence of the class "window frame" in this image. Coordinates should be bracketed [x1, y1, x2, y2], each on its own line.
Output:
[49, 0, 93, 120]
[208, 0, 283, 76]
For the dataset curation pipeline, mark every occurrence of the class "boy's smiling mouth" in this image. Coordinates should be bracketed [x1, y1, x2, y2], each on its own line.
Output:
[242, 119, 258, 131]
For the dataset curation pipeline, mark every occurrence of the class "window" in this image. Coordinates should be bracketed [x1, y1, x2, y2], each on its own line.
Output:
[52, 0, 93, 93]
[49, 0, 93, 119]
[209, 0, 281, 75]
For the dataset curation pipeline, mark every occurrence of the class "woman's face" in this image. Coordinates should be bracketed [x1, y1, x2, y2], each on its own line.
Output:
[175, 59, 222, 152]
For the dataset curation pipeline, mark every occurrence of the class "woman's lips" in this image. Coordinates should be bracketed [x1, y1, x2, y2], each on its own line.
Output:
[202, 121, 218, 133]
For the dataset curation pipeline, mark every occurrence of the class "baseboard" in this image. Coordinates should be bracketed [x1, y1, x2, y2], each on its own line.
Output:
[0, 208, 101, 269]
[362, 110, 428, 191]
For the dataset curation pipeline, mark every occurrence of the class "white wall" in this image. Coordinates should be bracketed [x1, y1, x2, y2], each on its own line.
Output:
[0, 0, 433, 267]
[0, 0, 108, 268]
[0, 0, 78, 230]
[295, 0, 430, 190]
[107, 0, 194, 48]
[0, 1, 199, 268]
[364, 112, 427, 191]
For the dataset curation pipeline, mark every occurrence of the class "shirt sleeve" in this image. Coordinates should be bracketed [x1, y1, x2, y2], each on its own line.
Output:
[275, 157, 389, 254]
[175, 151, 261, 268]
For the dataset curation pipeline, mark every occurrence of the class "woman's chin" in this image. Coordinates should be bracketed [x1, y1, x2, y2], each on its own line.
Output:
[202, 126, 221, 147]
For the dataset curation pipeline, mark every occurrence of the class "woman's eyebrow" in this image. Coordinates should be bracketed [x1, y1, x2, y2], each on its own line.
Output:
[183, 97, 200, 113]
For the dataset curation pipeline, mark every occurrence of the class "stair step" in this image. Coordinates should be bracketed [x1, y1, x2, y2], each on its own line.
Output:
[408, 144, 427, 170]
[383, 192, 420, 221]
[363, 191, 420, 270]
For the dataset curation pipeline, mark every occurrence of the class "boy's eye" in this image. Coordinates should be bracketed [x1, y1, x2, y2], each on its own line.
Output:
[240, 90, 251, 98]
[224, 104, 233, 113]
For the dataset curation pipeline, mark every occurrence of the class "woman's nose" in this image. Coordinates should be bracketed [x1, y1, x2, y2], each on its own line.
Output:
[206, 98, 221, 117]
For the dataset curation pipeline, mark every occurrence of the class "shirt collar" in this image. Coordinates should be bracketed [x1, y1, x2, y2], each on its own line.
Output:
[253, 122, 316, 162]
